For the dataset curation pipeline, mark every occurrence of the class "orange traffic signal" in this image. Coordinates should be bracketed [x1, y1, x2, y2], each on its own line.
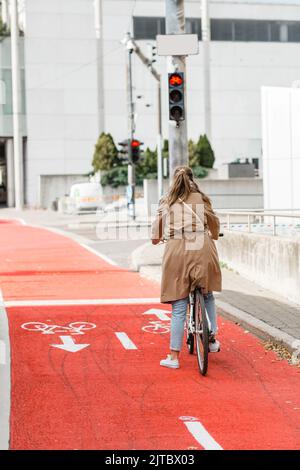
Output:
[168, 72, 185, 122]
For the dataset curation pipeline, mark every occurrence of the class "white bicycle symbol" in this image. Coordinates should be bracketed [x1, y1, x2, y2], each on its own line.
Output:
[21, 321, 97, 335]
[142, 321, 170, 334]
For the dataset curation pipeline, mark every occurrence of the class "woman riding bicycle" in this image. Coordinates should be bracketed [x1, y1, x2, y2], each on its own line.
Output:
[151, 165, 222, 369]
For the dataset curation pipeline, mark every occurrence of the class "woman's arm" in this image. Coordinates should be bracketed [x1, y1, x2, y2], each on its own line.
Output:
[205, 201, 220, 240]
[151, 200, 166, 244]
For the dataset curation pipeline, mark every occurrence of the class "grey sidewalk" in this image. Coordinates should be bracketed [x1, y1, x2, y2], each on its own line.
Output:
[132, 241, 300, 362]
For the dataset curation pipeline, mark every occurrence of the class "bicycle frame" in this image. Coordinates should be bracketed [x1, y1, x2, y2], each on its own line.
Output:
[187, 291, 212, 336]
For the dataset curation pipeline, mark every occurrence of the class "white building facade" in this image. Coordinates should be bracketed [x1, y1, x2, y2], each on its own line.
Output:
[261, 85, 300, 211]
[2, 0, 300, 206]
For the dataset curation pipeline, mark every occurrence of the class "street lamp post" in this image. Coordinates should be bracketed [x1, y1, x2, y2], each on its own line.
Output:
[10, 0, 23, 209]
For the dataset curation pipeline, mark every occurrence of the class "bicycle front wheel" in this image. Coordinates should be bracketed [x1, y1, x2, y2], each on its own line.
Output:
[194, 289, 209, 376]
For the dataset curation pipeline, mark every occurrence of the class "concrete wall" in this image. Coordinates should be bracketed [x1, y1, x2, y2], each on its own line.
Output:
[218, 230, 300, 304]
[24, 0, 99, 206]
[261, 86, 300, 210]
[144, 177, 263, 214]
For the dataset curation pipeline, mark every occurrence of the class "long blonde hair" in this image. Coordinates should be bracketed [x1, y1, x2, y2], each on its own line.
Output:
[165, 166, 211, 207]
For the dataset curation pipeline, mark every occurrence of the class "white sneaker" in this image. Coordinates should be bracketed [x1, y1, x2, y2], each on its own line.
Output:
[160, 354, 180, 369]
[209, 338, 221, 353]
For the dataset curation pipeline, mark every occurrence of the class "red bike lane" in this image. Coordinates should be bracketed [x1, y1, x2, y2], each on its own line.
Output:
[0, 222, 300, 450]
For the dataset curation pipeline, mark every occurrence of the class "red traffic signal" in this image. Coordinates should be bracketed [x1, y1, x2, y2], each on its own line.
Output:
[131, 139, 141, 148]
[131, 139, 143, 163]
[169, 73, 183, 87]
[168, 72, 185, 122]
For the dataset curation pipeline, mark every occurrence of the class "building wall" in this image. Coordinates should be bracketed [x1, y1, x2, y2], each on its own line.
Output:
[24, 0, 99, 206]
[19, 0, 300, 206]
[261, 85, 300, 210]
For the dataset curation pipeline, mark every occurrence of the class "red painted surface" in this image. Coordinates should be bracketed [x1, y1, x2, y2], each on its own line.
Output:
[0, 225, 158, 301]
[1, 223, 300, 449]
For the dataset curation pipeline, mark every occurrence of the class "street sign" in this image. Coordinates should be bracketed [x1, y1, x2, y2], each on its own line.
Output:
[156, 34, 199, 56]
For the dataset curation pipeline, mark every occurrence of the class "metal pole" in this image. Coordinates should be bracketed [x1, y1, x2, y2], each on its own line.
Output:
[126, 38, 136, 220]
[10, 0, 23, 209]
[165, 0, 188, 178]
[201, 0, 212, 140]
[94, 0, 105, 133]
[157, 81, 163, 200]
[123, 36, 163, 201]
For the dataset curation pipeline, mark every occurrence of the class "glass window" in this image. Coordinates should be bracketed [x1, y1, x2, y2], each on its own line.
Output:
[186, 18, 202, 39]
[288, 22, 300, 42]
[133, 16, 300, 43]
[234, 20, 269, 42]
[133, 17, 164, 40]
[269, 22, 281, 42]
[211, 19, 233, 41]
[0, 79, 6, 106]
[0, 69, 12, 115]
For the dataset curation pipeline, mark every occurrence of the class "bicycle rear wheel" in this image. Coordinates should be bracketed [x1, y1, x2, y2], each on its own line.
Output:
[194, 288, 209, 376]
[185, 303, 194, 354]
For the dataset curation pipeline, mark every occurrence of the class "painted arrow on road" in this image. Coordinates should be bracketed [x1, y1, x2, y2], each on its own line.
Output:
[51, 336, 90, 353]
[143, 308, 171, 321]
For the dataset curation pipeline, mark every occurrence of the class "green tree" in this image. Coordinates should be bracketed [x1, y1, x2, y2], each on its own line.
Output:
[92, 132, 119, 172]
[0, 17, 9, 39]
[194, 134, 215, 169]
[138, 147, 157, 179]
[188, 139, 197, 167]
[100, 165, 128, 188]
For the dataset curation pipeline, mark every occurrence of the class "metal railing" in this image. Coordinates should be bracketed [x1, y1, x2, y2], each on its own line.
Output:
[216, 210, 300, 237]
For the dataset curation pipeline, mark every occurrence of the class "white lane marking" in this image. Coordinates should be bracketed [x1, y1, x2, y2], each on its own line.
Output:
[80, 243, 119, 267]
[115, 332, 137, 350]
[5, 298, 160, 308]
[51, 336, 90, 353]
[182, 418, 223, 450]
[143, 308, 171, 321]
[0, 340, 6, 365]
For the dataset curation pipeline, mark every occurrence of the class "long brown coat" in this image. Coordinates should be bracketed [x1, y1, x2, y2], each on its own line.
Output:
[151, 191, 222, 303]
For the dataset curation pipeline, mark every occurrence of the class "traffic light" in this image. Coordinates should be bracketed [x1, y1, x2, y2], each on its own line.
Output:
[131, 139, 143, 163]
[118, 140, 129, 159]
[168, 72, 185, 123]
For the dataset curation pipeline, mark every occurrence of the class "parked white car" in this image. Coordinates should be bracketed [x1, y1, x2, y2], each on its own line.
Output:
[69, 182, 104, 212]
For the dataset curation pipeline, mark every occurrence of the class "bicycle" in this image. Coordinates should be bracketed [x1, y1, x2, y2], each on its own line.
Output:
[186, 233, 224, 376]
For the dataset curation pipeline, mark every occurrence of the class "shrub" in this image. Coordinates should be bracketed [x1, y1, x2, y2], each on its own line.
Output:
[92, 132, 119, 172]
[195, 134, 215, 169]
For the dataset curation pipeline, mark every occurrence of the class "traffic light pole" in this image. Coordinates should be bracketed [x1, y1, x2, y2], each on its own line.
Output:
[126, 40, 136, 220]
[165, 0, 188, 177]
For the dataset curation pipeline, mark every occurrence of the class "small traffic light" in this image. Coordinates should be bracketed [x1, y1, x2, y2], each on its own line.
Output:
[118, 140, 129, 158]
[168, 72, 185, 123]
[131, 139, 143, 163]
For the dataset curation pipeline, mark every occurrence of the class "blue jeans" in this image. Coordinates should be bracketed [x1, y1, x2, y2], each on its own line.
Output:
[170, 292, 218, 352]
